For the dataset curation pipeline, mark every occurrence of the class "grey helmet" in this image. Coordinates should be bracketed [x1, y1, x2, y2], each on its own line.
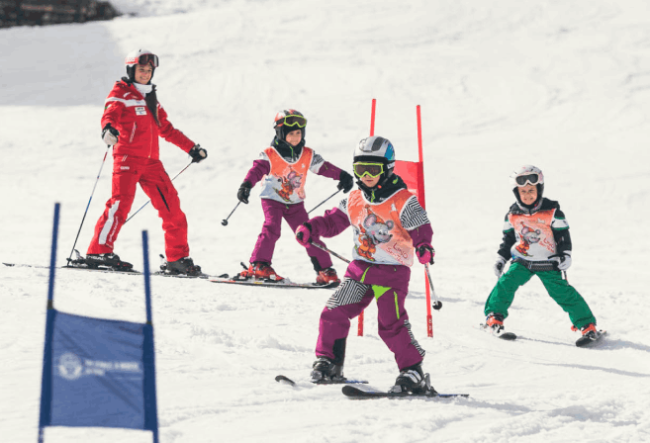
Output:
[352, 136, 396, 189]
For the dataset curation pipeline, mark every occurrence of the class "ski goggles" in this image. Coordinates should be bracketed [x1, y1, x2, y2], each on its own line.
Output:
[129, 53, 159, 68]
[353, 162, 384, 178]
[279, 114, 307, 128]
[514, 173, 541, 187]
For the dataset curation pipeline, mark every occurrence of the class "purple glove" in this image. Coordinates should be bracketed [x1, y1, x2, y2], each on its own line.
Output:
[295, 223, 312, 247]
[416, 243, 435, 265]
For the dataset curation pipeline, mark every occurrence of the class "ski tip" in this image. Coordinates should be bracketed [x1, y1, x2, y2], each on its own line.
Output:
[275, 375, 296, 386]
[499, 332, 518, 340]
[437, 393, 470, 398]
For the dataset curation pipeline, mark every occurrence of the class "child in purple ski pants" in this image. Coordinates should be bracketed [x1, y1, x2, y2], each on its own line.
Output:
[295, 135, 436, 393]
[235, 109, 354, 283]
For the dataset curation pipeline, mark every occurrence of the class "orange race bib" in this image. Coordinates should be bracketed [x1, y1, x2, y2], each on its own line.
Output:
[509, 210, 557, 260]
[347, 189, 416, 266]
[259, 147, 313, 204]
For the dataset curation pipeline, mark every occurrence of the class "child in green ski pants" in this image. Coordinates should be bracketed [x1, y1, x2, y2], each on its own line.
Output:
[483, 165, 598, 341]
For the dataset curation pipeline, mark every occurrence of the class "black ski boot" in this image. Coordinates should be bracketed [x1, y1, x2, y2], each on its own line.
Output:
[389, 363, 436, 395]
[310, 357, 345, 383]
[163, 257, 202, 276]
[85, 253, 133, 270]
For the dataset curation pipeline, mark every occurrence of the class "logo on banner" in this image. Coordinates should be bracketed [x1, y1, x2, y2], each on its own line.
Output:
[58, 353, 84, 380]
[56, 352, 142, 381]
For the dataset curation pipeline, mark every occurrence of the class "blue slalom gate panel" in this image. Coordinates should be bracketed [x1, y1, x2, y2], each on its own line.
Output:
[46, 311, 155, 430]
[38, 204, 158, 442]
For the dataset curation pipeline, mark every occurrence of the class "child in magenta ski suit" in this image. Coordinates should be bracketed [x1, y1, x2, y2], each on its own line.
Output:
[235, 109, 354, 284]
[295, 136, 437, 394]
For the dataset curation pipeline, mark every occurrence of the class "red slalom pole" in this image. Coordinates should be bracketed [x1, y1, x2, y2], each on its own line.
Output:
[370, 98, 376, 137]
[358, 98, 377, 337]
[417, 105, 434, 338]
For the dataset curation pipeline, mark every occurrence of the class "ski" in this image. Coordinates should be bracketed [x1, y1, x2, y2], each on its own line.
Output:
[576, 330, 607, 347]
[342, 385, 469, 400]
[275, 375, 368, 386]
[480, 323, 517, 340]
[3, 263, 227, 280]
[63, 264, 141, 276]
[210, 277, 339, 290]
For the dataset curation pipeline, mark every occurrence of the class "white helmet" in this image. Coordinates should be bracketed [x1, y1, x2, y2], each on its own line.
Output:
[511, 165, 544, 207]
[124, 49, 159, 82]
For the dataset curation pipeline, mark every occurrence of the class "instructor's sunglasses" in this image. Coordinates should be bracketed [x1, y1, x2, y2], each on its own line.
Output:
[280, 115, 307, 128]
[514, 173, 540, 187]
[353, 162, 384, 178]
[137, 54, 159, 68]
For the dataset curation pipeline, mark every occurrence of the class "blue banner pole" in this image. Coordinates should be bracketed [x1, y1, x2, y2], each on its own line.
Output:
[38, 203, 61, 442]
[141, 231, 159, 443]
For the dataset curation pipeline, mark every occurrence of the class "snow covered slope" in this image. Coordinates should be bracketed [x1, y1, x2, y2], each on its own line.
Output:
[1, 1, 649, 442]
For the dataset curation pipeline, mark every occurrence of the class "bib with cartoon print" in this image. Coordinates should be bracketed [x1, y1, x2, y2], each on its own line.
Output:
[259, 147, 313, 204]
[347, 189, 415, 266]
[508, 210, 557, 261]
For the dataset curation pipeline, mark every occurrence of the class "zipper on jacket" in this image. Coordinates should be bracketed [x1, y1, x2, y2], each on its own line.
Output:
[129, 123, 137, 143]
[149, 105, 156, 158]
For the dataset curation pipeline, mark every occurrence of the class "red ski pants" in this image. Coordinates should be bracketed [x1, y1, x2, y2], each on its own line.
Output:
[87, 156, 190, 261]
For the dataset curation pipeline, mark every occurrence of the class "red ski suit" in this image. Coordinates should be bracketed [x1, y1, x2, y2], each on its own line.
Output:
[87, 80, 195, 261]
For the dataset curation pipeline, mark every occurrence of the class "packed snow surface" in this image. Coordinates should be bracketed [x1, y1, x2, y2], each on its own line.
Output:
[1, 0, 649, 442]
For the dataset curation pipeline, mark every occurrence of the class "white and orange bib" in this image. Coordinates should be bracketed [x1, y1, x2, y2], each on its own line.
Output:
[347, 189, 416, 266]
[259, 147, 313, 204]
[508, 210, 558, 260]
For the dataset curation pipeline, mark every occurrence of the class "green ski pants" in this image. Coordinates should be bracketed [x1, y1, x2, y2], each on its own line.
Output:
[484, 262, 596, 329]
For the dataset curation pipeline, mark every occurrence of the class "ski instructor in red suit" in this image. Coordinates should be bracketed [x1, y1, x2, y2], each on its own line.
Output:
[85, 49, 207, 276]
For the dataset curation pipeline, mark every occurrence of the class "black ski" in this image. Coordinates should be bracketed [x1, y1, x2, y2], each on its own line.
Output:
[211, 277, 339, 290]
[342, 385, 469, 400]
[3, 263, 227, 280]
[275, 375, 368, 386]
[480, 323, 517, 340]
[576, 330, 607, 347]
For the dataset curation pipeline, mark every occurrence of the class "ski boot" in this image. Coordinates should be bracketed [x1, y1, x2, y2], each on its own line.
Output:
[310, 356, 345, 384]
[164, 257, 202, 276]
[389, 363, 436, 395]
[316, 267, 340, 286]
[571, 323, 598, 341]
[84, 252, 133, 270]
[484, 312, 505, 334]
[238, 262, 283, 281]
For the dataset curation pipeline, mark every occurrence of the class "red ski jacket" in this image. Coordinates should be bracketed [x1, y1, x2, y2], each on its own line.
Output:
[101, 80, 195, 159]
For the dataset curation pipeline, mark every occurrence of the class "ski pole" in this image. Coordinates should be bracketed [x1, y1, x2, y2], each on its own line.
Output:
[310, 240, 350, 264]
[221, 201, 241, 226]
[67, 146, 111, 262]
[307, 189, 342, 214]
[124, 161, 193, 225]
[425, 263, 442, 310]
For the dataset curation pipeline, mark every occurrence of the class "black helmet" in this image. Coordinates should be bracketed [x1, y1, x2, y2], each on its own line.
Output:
[273, 109, 307, 142]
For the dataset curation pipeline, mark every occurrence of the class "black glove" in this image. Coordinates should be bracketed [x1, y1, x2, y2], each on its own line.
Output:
[102, 124, 119, 146]
[237, 181, 252, 204]
[337, 170, 354, 193]
[189, 144, 208, 163]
